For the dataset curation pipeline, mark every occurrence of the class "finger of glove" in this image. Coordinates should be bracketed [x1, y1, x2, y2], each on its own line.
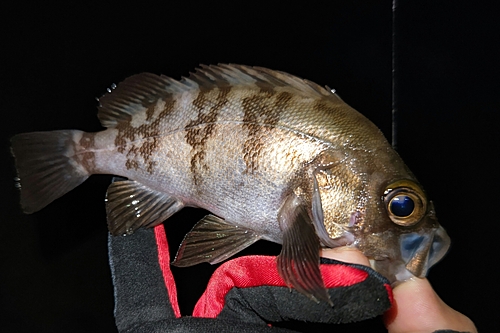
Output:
[195, 255, 392, 325]
[108, 226, 178, 331]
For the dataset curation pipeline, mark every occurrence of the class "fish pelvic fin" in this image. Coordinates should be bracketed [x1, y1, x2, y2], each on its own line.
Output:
[172, 214, 261, 267]
[277, 192, 331, 305]
[10, 130, 90, 213]
[106, 180, 184, 236]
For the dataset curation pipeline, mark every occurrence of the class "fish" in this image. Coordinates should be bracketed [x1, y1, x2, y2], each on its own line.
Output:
[10, 64, 450, 304]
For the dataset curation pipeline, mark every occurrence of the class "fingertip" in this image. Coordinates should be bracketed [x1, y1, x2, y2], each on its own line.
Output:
[385, 278, 477, 333]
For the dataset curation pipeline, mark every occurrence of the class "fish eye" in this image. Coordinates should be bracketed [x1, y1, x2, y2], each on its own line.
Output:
[383, 180, 427, 227]
[389, 195, 415, 217]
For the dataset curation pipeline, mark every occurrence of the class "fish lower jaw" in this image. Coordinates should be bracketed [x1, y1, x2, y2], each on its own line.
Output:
[392, 269, 415, 285]
[369, 257, 417, 285]
[369, 259, 376, 270]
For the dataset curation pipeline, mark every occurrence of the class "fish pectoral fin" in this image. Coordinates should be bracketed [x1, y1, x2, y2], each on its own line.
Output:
[172, 214, 261, 267]
[106, 180, 183, 236]
[277, 192, 330, 305]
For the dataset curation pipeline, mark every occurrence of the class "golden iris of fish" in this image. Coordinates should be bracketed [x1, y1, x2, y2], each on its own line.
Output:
[11, 64, 450, 303]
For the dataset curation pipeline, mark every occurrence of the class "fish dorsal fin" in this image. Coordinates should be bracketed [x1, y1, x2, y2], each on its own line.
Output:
[97, 64, 337, 128]
[106, 179, 184, 236]
[172, 214, 261, 266]
[97, 73, 189, 128]
[195, 64, 334, 98]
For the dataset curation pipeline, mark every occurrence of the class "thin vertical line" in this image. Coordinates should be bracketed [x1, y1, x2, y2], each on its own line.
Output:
[392, 0, 398, 149]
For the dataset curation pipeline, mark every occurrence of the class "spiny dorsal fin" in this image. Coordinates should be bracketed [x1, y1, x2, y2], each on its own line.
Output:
[97, 64, 340, 128]
[106, 180, 184, 236]
[195, 64, 334, 98]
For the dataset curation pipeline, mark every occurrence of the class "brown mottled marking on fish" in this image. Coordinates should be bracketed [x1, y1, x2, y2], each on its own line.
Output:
[185, 87, 230, 185]
[146, 105, 156, 121]
[146, 160, 157, 173]
[139, 137, 159, 160]
[312, 100, 336, 118]
[115, 116, 133, 154]
[126, 145, 139, 157]
[140, 137, 159, 173]
[242, 91, 292, 172]
[125, 159, 139, 170]
[115, 100, 176, 172]
[78, 132, 96, 172]
[253, 79, 276, 94]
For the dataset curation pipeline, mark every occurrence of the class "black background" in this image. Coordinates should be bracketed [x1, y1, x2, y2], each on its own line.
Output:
[1, 1, 497, 332]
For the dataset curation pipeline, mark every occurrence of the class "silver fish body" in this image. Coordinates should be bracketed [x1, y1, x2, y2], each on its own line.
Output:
[11, 64, 450, 303]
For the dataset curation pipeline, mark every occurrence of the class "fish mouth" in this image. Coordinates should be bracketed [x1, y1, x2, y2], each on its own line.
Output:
[371, 225, 451, 284]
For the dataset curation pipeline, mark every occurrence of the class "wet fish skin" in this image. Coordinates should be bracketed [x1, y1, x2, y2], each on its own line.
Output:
[10, 64, 450, 303]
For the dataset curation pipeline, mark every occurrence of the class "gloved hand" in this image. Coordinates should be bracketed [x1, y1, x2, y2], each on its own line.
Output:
[108, 224, 394, 332]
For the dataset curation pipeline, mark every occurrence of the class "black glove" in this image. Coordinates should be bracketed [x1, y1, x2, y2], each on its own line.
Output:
[108, 224, 395, 332]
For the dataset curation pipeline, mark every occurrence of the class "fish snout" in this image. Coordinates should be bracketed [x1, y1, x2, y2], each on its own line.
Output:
[400, 225, 451, 278]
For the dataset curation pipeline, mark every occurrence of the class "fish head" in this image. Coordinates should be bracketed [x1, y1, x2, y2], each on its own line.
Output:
[360, 179, 450, 283]
[312, 152, 450, 284]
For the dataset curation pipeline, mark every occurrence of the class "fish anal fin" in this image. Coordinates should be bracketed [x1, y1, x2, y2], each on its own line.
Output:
[277, 192, 331, 305]
[106, 180, 183, 236]
[172, 215, 261, 267]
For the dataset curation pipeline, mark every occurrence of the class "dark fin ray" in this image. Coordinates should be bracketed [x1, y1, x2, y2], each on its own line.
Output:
[10, 130, 89, 213]
[277, 193, 331, 304]
[172, 214, 261, 267]
[106, 180, 183, 236]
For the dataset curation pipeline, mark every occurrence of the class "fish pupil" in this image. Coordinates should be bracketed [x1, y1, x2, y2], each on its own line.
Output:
[390, 195, 415, 217]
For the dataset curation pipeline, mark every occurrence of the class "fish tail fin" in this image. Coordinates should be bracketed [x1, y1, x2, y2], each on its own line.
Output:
[10, 130, 90, 213]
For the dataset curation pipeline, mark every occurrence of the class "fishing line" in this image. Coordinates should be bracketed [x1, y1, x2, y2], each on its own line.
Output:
[392, 0, 398, 150]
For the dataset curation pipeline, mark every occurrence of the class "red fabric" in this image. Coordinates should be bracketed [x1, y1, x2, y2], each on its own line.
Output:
[192, 255, 369, 318]
[384, 283, 394, 305]
[154, 224, 181, 318]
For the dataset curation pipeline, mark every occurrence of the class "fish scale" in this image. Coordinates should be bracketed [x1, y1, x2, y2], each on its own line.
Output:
[10, 64, 450, 304]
